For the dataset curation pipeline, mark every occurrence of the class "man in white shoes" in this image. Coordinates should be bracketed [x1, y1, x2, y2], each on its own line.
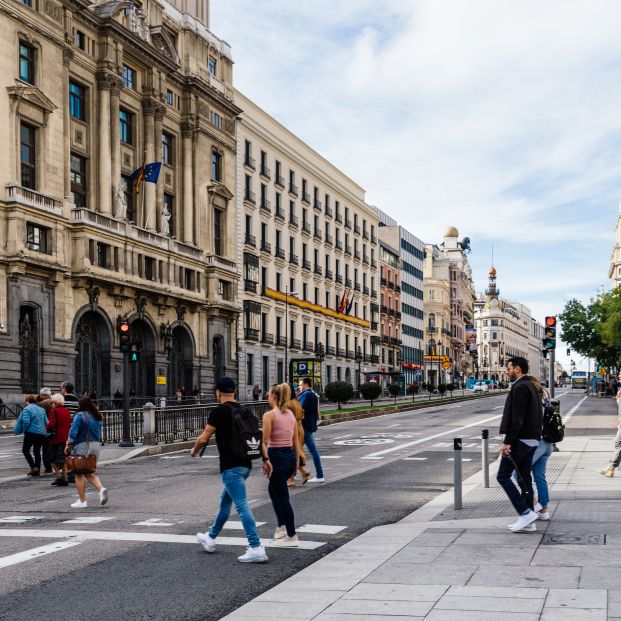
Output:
[298, 377, 324, 483]
[191, 377, 268, 564]
[496, 357, 543, 533]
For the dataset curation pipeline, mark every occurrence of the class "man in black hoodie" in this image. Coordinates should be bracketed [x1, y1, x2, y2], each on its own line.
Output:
[497, 357, 543, 532]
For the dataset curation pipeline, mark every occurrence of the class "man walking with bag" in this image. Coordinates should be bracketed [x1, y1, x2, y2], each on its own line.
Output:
[191, 377, 268, 563]
[497, 357, 543, 532]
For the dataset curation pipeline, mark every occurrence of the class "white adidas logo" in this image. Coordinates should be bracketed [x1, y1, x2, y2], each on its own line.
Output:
[246, 437, 260, 451]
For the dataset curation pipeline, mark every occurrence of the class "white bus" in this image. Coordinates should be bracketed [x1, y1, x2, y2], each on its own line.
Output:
[570, 371, 588, 389]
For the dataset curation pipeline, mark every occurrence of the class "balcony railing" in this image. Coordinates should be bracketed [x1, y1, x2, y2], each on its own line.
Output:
[326, 346, 336, 356]
[276, 336, 287, 347]
[347, 349, 355, 359]
[381, 305, 388, 314]
[336, 240, 343, 251]
[363, 286, 370, 296]
[363, 230, 369, 240]
[371, 321, 378, 331]
[260, 240, 271, 253]
[335, 274, 343, 284]
[325, 234, 333, 246]
[325, 205, 333, 218]
[303, 341, 315, 353]
[354, 250, 361, 260]
[335, 213, 342, 223]
[370, 354, 380, 364]
[395, 311, 402, 319]
[344, 246, 352, 256]
[302, 191, 310, 204]
[363, 255, 369, 265]
[345, 278, 352, 288]
[244, 279, 257, 293]
[336, 347, 344, 358]
[260, 166, 271, 179]
[354, 225, 361, 235]
[261, 332, 274, 344]
[371, 234, 377, 244]
[244, 328, 259, 341]
[345, 219, 352, 229]
[274, 207, 285, 221]
[427, 326, 438, 333]
[354, 283, 361, 292]
[371, 260, 377, 268]
[325, 269, 333, 280]
[72, 207, 120, 231]
[8, 183, 63, 216]
[275, 174, 285, 188]
[289, 214, 298, 227]
[289, 184, 298, 196]
[302, 259, 311, 270]
[302, 222, 311, 234]
[260, 199, 271, 213]
[290, 338, 301, 350]
[314, 265, 323, 275]
[289, 253, 298, 265]
[244, 190, 256, 205]
[381, 277, 387, 286]
[313, 199, 322, 211]
[275, 247, 285, 259]
[244, 234, 256, 246]
[371, 291, 377, 299]
[244, 156, 256, 170]
[395, 285, 401, 293]
[314, 228, 322, 240]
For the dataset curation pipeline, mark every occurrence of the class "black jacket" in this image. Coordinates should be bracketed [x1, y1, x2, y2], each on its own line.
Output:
[499, 376, 542, 446]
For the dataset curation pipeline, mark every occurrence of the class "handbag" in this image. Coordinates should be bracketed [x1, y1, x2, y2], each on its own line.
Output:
[65, 414, 97, 475]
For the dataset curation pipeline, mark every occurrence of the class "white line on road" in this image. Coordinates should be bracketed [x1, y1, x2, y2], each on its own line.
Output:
[448, 458, 473, 462]
[223, 520, 266, 529]
[296, 524, 347, 534]
[563, 396, 588, 425]
[321, 455, 342, 459]
[386, 424, 400, 428]
[364, 413, 504, 458]
[0, 540, 82, 569]
[0, 529, 325, 550]
[493, 406, 503, 410]
[403, 457, 428, 461]
[360, 456, 384, 460]
[0, 516, 42, 523]
[62, 517, 116, 525]
[133, 519, 176, 527]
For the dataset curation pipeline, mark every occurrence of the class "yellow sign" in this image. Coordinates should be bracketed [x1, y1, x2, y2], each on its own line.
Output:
[156, 375, 167, 385]
[424, 355, 451, 363]
[599, 368, 606, 377]
[442, 361, 451, 370]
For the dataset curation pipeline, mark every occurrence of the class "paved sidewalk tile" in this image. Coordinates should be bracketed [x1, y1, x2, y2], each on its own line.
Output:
[434, 594, 544, 613]
[425, 610, 539, 621]
[314, 614, 424, 621]
[540, 610, 606, 621]
[364, 562, 478, 585]
[322, 598, 435, 617]
[532, 546, 621, 567]
[580, 566, 621, 589]
[389, 545, 447, 564]
[411, 530, 463, 546]
[453, 532, 542, 548]
[447, 585, 548, 599]
[435, 544, 536, 566]
[468, 565, 581, 588]
[254, 587, 344, 605]
[222, 600, 328, 620]
[544, 588, 606, 608]
[343, 583, 448, 601]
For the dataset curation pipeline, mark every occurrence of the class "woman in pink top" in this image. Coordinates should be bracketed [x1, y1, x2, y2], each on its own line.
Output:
[262, 383, 300, 547]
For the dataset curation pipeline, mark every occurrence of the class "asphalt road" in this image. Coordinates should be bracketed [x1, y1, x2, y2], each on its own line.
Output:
[0, 389, 586, 621]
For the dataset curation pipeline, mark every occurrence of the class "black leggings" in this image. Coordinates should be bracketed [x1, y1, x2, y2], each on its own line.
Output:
[22, 432, 45, 470]
[268, 447, 297, 536]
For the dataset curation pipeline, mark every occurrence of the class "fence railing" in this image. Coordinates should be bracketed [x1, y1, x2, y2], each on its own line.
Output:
[100, 409, 145, 445]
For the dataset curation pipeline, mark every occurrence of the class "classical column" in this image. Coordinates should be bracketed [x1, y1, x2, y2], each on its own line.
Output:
[154, 105, 165, 233]
[142, 99, 157, 231]
[110, 79, 122, 215]
[96, 71, 112, 214]
[62, 47, 74, 200]
[181, 121, 194, 244]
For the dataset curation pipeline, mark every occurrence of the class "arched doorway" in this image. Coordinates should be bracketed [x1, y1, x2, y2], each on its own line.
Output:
[213, 335, 225, 381]
[74, 311, 111, 398]
[169, 325, 194, 396]
[130, 318, 156, 397]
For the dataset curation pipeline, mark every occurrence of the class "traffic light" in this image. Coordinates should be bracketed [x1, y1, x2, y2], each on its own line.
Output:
[542, 316, 557, 350]
[117, 316, 131, 353]
[130, 351, 140, 363]
[567, 348, 571, 356]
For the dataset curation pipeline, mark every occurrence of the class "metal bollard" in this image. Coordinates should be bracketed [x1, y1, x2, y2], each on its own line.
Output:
[481, 429, 490, 488]
[454, 437, 463, 510]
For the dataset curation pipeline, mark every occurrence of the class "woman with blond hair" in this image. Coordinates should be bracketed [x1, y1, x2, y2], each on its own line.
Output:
[287, 392, 310, 486]
[261, 383, 300, 547]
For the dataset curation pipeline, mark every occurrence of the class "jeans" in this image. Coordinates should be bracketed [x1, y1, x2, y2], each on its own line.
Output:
[268, 447, 297, 537]
[610, 428, 621, 468]
[304, 431, 324, 478]
[208, 467, 261, 548]
[497, 441, 536, 515]
[22, 432, 45, 470]
[42, 436, 53, 472]
[532, 439, 553, 508]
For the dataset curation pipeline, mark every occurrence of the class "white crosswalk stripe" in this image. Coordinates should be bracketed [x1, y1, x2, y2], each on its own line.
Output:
[62, 516, 116, 524]
[0, 516, 42, 523]
[0, 540, 82, 569]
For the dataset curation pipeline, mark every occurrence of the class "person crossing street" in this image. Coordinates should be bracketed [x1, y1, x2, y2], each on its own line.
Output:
[298, 377, 324, 483]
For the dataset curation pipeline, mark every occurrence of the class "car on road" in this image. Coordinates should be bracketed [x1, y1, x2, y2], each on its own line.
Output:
[471, 381, 489, 393]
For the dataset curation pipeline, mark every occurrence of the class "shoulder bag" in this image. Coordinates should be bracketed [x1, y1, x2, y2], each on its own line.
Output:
[65, 414, 97, 475]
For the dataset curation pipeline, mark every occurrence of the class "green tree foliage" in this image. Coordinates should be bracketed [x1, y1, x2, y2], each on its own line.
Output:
[325, 381, 355, 409]
[560, 291, 621, 367]
[388, 382, 401, 404]
[359, 382, 382, 406]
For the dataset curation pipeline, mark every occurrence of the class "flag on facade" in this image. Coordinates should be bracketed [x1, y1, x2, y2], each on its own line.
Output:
[338, 289, 351, 314]
[345, 296, 354, 315]
[130, 155, 161, 193]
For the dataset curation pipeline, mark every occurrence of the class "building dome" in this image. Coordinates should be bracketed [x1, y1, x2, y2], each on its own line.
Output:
[444, 226, 459, 238]
[488, 266, 497, 277]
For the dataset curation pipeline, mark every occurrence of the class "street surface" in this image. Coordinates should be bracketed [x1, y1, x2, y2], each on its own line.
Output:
[0, 390, 585, 620]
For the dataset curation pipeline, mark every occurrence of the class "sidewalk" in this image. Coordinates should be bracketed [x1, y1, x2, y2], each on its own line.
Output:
[224, 397, 621, 620]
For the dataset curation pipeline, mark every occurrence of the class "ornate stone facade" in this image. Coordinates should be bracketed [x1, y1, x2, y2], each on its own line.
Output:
[0, 0, 239, 399]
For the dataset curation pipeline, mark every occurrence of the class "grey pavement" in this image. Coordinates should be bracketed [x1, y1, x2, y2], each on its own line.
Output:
[224, 393, 621, 621]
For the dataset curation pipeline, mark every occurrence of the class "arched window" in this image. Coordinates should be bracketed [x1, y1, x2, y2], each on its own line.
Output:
[19, 305, 40, 393]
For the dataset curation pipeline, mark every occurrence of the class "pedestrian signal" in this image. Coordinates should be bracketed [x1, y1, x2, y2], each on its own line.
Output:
[130, 351, 140, 363]
[117, 316, 131, 353]
[542, 316, 556, 350]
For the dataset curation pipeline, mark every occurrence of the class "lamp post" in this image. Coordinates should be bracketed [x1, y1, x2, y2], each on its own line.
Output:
[315, 342, 325, 395]
[284, 286, 299, 383]
[355, 346, 363, 398]
[428, 337, 436, 388]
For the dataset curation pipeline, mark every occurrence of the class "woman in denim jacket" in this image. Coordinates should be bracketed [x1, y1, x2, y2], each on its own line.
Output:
[13, 395, 48, 476]
[64, 397, 108, 509]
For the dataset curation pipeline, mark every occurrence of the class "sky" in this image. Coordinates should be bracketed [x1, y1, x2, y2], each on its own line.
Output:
[211, 0, 621, 371]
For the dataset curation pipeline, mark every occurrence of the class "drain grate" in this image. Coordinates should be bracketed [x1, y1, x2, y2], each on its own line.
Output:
[542, 533, 606, 545]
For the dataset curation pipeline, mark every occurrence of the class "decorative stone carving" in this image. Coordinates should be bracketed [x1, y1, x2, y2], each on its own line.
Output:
[96, 70, 116, 91]
[180, 121, 195, 139]
[115, 186, 127, 220]
[136, 296, 147, 316]
[154, 105, 166, 121]
[160, 204, 171, 236]
[87, 285, 100, 307]
[176, 305, 186, 322]
[62, 47, 74, 67]
[142, 98, 159, 116]
[128, 6, 150, 43]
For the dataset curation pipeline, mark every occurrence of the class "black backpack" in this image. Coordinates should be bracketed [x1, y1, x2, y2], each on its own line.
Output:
[225, 402, 262, 461]
[542, 404, 565, 443]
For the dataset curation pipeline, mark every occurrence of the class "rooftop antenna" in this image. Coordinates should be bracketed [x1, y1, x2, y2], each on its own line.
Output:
[491, 244, 494, 267]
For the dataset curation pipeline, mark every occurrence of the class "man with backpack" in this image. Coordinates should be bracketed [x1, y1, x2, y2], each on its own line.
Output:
[190, 376, 268, 563]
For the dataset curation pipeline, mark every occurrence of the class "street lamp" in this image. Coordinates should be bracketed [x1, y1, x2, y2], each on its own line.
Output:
[428, 337, 436, 388]
[355, 346, 363, 397]
[315, 342, 325, 395]
[284, 286, 299, 383]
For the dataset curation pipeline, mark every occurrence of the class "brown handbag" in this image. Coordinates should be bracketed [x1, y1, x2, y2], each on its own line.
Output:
[65, 414, 97, 475]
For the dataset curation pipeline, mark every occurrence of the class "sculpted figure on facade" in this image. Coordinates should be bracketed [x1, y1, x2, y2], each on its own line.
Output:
[160, 204, 171, 237]
[115, 186, 127, 220]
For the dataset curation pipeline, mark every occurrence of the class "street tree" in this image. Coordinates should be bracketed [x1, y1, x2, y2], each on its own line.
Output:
[325, 381, 354, 410]
[388, 383, 401, 404]
[359, 382, 382, 406]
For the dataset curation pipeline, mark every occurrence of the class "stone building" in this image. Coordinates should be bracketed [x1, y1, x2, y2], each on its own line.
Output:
[0, 0, 240, 399]
[234, 91, 380, 400]
[609, 203, 621, 289]
[529, 318, 549, 384]
[377, 212, 425, 388]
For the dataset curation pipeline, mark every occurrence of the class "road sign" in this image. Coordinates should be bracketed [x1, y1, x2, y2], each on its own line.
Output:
[156, 375, 167, 385]
[599, 368, 606, 377]
[442, 361, 451, 369]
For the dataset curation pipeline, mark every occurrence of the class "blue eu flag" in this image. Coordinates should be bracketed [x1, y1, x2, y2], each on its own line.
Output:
[143, 162, 162, 184]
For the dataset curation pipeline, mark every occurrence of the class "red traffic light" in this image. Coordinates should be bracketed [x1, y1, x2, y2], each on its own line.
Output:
[545, 316, 556, 327]
[119, 322, 130, 332]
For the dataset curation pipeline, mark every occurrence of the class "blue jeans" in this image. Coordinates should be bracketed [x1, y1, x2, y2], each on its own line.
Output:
[497, 442, 536, 516]
[532, 440, 553, 508]
[268, 447, 297, 536]
[208, 467, 261, 548]
[304, 431, 324, 478]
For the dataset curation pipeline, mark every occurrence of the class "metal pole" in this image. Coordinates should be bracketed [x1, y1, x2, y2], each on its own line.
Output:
[285, 290, 289, 384]
[454, 437, 462, 510]
[481, 429, 489, 488]
[119, 351, 134, 447]
[549, 347, 555, 398]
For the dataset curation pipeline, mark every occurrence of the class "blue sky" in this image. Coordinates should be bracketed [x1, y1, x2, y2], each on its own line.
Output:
[212, 0, 621, 370]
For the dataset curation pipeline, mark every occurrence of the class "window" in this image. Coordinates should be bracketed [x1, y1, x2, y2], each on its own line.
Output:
[69, 81, 85, 121]
[210, 111, 223, 130]
[208, 57, 217, 76]
[96, 242, 111, 269]
[70, 153, 87, 208]
[246, 353, 254, 385]
[244, 253, 259, 293]
[121, 64, 136, 90]
[19, 42, 35, 84]
[121, 174, 135, 222]
[26, 223, 49, 253]
[211, 150, 222, 181]
[163, 193, 174, 236]
[166, 89, 174, 105]
[219, 280, 232, 300]
[276, 273, 281, 292]
[214, 208, 223, 256]
[75, 31, 85, 50]
[144, 257, 155, 281]
[20, 123, 36, 189]
[162, 132, 174, 165]
[119, 109, 133, 145]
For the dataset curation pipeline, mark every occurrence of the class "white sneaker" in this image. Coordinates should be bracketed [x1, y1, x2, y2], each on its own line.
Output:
[508, 511, 538, 532]
[517, 523, 537, 532]
[534, 502, 543, 512]
[273, 526, 286, 540]
[307, 477, 325, 483]
[238, 546, 268, 563]
[196, 532, 216, 553]
[537, 511, 551, 521]
[71, 500, 87, 509]
[99, 488, 108, 506]
[271, 535, 299, 548]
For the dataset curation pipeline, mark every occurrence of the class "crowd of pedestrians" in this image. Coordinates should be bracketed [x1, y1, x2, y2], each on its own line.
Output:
[13, 381, 109, 508]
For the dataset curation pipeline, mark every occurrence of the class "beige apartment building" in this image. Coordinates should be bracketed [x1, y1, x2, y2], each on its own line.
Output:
[235, 91, 380, 399]
[0, 0, 240, 399]
[609, 203, 621, 288]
